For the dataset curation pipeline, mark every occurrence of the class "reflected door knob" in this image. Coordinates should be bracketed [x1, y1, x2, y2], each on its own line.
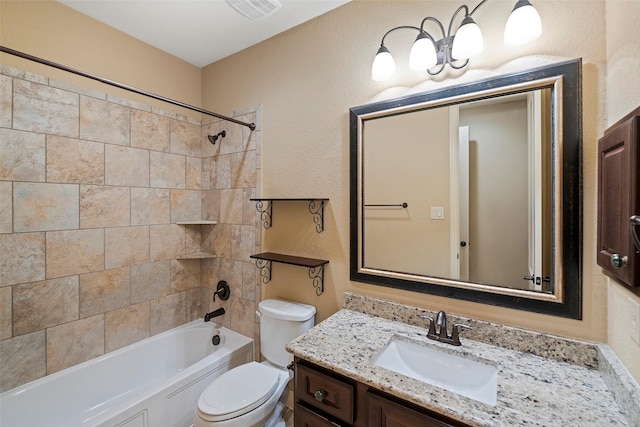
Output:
[460, 241, 467, 247]
[610, 253, 628, 269]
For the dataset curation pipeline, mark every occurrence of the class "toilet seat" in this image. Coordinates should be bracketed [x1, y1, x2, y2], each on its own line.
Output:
[197, 362, 281, 422]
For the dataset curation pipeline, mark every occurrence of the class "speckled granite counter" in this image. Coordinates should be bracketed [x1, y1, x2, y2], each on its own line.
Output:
[286, 297, 640, 426]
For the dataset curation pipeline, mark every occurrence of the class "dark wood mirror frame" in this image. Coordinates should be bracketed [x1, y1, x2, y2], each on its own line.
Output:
[350, 59, 582, 319]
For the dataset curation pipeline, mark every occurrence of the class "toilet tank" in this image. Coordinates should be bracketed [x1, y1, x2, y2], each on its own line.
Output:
[258, 299, 316, 368]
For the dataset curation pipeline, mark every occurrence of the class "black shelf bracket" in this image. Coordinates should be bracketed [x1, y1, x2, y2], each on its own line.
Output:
[255, 258, 272, 284]
[255, 200, 273, 229]
[308, 200, 325, 232]
[309, 265, 325, 296]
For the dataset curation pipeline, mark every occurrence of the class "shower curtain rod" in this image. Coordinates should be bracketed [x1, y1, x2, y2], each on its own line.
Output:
[0, 46, 256, 131]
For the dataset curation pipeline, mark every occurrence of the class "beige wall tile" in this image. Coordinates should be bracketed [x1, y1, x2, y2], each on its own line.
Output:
[13, 79, 79, 137]
[13, 182, 79, 232]
[219, 258, 243, 298]
[170, 119, 201, 157]
[131, 260, 171, 304]
[186, 156, 202, 190]
[0, 330, 46, 392]
[220, 188, 244, 224]
[105, 145, 149, 187]
[131, 187, 170, 225]
[150, 292, 186, 335]
[216, 154, 231, 189]
[105, 302, 149, 352]
[0, 233, 45, 286]
[231, 225, 255, 262]
[150, 151, 185, 189]
[46, 315, 104, 374]
[46, 229, 104, 278]
[171, 259, 201, 292]
[170, 189, 201, 222]
[13, 276, 79, 336]
[80, 185, 130, 228]
[0, 74, 11, 128]
[79, 267, 130, 318]
[150, 224, 185, 261]
[0, 286, 12, 340]
[46, 136, 105, 184]
[202, 189, 221, 222]
[131, 109, 170, 152]
[201, 123, 222, 159]
[201, 258, 220, 291]
[104, 226, 149, 269]
[80, 96, 130, 146]
[185, 224, 204, 255]
[186, 287, 202, 322]
[206, 223, 231, 260]
[243, 188, 257, 226]
[229, 296, 255, 339]
[231, 150, 256, 189]
[242, 261, 257, 302]
[0, 182, 12, 234]
[0, 128, 46, 182]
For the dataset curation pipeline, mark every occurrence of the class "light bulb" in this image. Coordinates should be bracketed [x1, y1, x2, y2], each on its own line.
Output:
[504, 0, 542, 46]
[371, 45, 396, 81]
[409, 33, 438, 70]
[452, 16, 484, 60]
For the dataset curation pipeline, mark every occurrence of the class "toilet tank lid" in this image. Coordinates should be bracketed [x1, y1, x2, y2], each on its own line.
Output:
[258, 299, 316, 321]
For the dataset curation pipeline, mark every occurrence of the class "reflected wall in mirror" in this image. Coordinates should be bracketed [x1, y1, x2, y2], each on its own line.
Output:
[350, 59, 582, 318]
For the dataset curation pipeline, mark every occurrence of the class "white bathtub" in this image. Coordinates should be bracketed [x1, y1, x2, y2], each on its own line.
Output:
[0, 320, 253, 427]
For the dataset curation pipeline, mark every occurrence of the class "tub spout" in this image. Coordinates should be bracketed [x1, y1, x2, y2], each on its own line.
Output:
[204, 307, 225, 322]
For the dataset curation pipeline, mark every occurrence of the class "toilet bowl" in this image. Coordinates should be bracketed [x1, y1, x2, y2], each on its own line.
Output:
[194, 299, 315, 427]
[193, 361, 290, 427]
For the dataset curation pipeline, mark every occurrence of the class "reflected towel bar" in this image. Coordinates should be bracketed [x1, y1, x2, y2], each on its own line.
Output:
[0, 45, 256, 131]
[365, 203, 408, 208]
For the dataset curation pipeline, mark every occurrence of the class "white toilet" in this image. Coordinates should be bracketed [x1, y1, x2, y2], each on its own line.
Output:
[194, 299, 316, 427]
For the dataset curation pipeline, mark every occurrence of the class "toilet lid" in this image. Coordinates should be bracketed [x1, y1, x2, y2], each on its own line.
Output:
[197, 362, 281, 422]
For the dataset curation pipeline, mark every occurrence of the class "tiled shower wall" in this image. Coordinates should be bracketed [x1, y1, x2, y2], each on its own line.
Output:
[0, 65, 261, 392]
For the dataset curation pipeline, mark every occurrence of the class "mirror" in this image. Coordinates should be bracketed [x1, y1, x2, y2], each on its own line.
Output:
[350, 59, 582, 319]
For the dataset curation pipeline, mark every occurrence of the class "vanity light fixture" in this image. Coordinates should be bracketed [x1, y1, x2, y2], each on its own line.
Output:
[371, 0, 542, 81]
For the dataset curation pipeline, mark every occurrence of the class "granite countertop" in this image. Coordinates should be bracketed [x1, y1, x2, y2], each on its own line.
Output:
[286, 307, 638, 427]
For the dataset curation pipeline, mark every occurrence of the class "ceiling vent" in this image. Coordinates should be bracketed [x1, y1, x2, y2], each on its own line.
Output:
[225, 0, 282, 20]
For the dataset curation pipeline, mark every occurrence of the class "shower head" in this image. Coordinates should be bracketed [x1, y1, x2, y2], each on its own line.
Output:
[208, 130, 226, 145]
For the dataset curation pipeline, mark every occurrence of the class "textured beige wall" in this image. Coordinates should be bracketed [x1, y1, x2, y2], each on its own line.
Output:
[202, 0, 610, 350]
[605, 0, 640, 382]
[0, 0, 202, 118]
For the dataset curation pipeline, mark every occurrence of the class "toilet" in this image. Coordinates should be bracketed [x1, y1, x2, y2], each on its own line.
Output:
[194, 299, 316, 427]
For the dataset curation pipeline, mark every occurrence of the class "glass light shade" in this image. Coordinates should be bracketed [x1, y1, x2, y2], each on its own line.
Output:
[504, 0, 542, 46]
[451, 16, 483, 60]
[409, 33, 438, 70]
[372, 46, 396, 81]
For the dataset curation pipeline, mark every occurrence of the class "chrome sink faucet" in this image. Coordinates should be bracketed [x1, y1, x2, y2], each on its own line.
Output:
[417, 311, 471, 346]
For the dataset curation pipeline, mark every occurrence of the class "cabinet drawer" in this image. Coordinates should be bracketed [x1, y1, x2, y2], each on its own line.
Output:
[295, 403, 345, 427]
[367, 391, 463, 427]
[295, 363, 354, 424]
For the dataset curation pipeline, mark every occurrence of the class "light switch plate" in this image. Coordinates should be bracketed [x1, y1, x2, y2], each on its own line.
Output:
[430, 207, 444, 220]
[630, 297, 640, 345]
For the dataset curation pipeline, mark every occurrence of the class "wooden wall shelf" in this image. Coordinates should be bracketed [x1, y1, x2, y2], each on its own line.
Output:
[250, 252, 329, 295]
[250, 198, 328, 232]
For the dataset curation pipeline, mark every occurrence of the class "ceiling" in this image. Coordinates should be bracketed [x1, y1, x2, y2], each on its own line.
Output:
[58, 0, 351, 68]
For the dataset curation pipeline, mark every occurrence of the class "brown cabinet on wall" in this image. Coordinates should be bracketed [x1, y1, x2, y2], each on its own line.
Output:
[597, 106, 640, 294]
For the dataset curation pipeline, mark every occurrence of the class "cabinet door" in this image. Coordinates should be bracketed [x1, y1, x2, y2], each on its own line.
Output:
[295, 403, 345, 427]
[295, 363, 354, 424]
[366, 391, 460, 427]
[597, 116, 640, 291]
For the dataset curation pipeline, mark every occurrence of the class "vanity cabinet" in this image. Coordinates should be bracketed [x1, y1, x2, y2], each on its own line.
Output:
[293, 358, 470, 427]
[597, 106, 640, 294]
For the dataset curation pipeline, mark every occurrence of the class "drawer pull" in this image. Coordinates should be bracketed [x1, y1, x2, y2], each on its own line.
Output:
[314, 389, 326, 402]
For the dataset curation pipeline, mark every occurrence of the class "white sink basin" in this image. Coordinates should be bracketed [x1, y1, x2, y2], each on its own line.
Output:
[373, 335, 498, 405]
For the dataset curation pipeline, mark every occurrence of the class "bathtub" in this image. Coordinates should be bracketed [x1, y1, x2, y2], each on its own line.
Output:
[0, 320, 253, 427]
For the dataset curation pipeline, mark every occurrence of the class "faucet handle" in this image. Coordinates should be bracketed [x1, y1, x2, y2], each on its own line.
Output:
[450, 323, 472, 346]
[417, 314, 438, 339]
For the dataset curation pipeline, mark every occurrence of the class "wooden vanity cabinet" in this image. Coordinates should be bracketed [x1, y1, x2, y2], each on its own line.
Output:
[293, 358, 470, 427]
[597, 106, 640, 294]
